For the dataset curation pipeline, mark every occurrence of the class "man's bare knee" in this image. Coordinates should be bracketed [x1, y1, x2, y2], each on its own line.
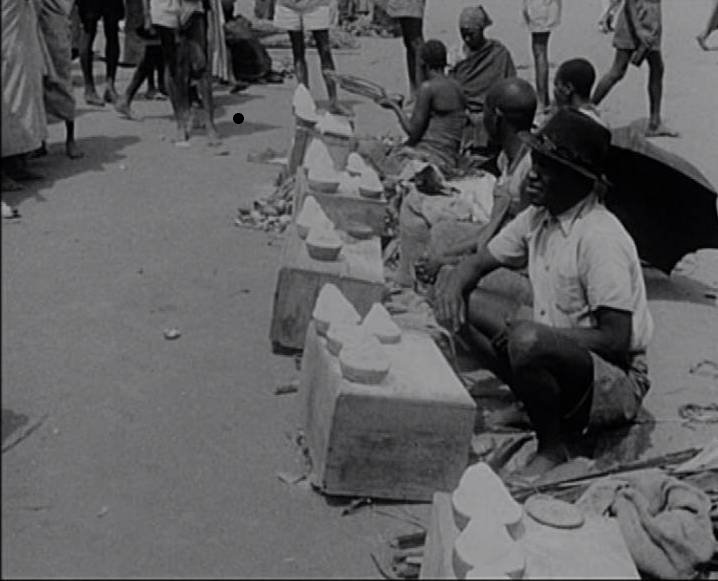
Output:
[506, 321, 543, 366]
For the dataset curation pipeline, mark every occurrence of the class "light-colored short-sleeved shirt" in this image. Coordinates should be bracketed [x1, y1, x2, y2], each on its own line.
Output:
[275, 0, 330, 10]
[150, 0, 203, 28]
[496, 146, 532, 217]
[487, 193, 653, 354]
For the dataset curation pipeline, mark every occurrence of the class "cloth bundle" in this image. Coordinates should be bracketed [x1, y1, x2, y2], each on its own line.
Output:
[577, 468, 717, 579]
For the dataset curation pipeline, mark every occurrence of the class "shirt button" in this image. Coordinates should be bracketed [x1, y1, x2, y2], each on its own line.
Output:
[540, 309, 547, 316]
[545, 265, 550, 272]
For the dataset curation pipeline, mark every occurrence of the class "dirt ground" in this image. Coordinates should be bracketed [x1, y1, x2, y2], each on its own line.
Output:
[2, 1, 717, 578]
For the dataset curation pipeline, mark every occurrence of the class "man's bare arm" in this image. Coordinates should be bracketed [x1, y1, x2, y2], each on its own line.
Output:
[554, 307, 633, 366]
[434, 246, 503, 332]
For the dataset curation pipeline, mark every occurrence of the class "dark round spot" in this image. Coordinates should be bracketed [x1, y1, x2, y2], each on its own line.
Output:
[233, 113, 245, 125]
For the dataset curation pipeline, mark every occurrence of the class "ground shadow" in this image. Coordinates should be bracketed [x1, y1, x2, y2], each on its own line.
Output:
[3, 134, 140, 209]
[214, 119, 281, 139]
[644, 267, 716, 306]
[1, 409, 28, 445]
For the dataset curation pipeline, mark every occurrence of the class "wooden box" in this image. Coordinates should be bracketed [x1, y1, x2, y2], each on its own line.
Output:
[420, 492, 639, 579]
[295, 168, 388, 237]
[269, 225, 385, 351]
[300, 322, 476, 501]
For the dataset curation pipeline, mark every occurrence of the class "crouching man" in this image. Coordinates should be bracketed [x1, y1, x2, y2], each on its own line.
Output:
[434, 108, 653, 479]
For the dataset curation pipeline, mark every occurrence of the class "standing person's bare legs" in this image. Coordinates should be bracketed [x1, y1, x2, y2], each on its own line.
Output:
[79, 19, 104, 105]
[288, 30, 309, 88]
[158, 27, 191, 144]
[65, 121, 83, 159]
[531, 31, 551, 111]
[313, 29, 352, 116]
[644, 51, 678, 137]
[115, 48, 155, 118]
[102, 16, 121, 103]
[398, 17, 424, 101]
[191, 14, 221, 145]
[697, 0, 718, 50]
[591, 48, 631, 105]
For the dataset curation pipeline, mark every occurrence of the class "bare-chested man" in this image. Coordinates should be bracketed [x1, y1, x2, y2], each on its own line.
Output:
[593, 0, 678, 137]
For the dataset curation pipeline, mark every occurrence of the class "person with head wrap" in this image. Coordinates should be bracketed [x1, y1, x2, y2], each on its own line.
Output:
[449, 5, 517, 152]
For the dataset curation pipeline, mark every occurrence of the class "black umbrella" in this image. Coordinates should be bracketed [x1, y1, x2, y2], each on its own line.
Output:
[604, 125, 718, 274]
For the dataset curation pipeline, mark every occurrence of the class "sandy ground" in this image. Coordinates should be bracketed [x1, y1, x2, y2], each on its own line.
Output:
[2, 1, 717, 577]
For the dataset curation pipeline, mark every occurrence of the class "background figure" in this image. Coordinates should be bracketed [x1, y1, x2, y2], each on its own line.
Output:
[273, 0, 349, 115]
[148, 0, 220, 145]
[77, 0, 126, 105]
[697, 0, 718, 50]
[384, 0, 426, 101]
[208, 0, 232, 83]
[124, 0, 166, 99]
[2, 0, 48, 192]
[522, 0, 562, 112]
[36, 0, 84, 159]
[592, 0, 678, 137]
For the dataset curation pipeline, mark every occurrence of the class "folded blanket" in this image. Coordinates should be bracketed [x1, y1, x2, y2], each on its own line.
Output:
[577, 468, 717, 578]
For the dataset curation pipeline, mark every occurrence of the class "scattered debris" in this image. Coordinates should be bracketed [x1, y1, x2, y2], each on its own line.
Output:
[247, 147, 288, 165]
[163, 328, 181, 340]
[276, 471, 307, 485]
[689, 359, 718, 380]
[2, 413, 49, 455]
[679, 403, 718, 424]
[96, 505, 109, 518]
[234, 176, 296, 233]
[214, 150, 230, 157]
[341, 497, 372, 516]
[274, 379, 299, 395]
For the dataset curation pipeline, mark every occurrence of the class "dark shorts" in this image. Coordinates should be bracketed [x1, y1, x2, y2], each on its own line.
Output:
[77, 0, 125, 30]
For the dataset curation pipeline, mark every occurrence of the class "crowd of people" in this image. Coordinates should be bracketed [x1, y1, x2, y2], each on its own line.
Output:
[1, 0, 716, 481]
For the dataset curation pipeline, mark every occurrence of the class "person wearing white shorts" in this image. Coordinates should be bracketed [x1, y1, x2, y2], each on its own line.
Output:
[522, 0, 562, 112]
[274, 0, 349, 115]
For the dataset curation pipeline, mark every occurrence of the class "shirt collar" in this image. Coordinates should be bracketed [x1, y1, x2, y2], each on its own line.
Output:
[542, 193, 598, 237]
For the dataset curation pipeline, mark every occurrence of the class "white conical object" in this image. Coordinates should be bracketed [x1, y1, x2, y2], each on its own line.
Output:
[296, 196, 333, 239]
[452, 462, 523, 531]
[304, 139, 337, 176]
[306, 226, 343, 261]
[346, 152, 370, 176]
[361, 303, 401, 344]
[358, 167, 383, 198]
[452, 518, 524, 579]
[293, 84, 318, 122]
[326, 321, 370, 356]
[339, 334, 391, 385]
[313, 284, 361, 336]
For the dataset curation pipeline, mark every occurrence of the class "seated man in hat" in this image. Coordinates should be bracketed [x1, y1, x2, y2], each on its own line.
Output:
[449, 5, 517, 152]
[434, 108, 653, 479]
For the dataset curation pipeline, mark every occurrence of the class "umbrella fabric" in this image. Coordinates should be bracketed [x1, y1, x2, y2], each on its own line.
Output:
[605, 126, 718, 274]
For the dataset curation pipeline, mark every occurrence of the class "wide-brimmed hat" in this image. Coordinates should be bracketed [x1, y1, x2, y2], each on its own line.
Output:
[522, 108, 611, 181]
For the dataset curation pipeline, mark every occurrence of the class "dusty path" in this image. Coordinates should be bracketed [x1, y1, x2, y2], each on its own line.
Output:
[2, 1, 717, 577]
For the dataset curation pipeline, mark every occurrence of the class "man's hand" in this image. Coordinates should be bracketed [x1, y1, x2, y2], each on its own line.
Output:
[434, 266, 466, 333]
[414, 251, 449, 284]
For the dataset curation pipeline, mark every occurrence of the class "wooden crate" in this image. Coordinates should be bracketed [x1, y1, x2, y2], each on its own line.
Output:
[269, 225, 385, 351]
[300, 322, 476, 501]
[420, 492, 640, 579]
[294, 169, 388, 237]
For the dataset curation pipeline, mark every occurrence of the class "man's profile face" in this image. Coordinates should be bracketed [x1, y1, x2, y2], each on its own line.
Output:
[526, 153, 563, 207]
[460, 27, 486, 51]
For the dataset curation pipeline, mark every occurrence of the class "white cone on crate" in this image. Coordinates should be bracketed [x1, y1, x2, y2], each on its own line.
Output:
[361, 303, 401, 344]
[312, 284, 361, 336]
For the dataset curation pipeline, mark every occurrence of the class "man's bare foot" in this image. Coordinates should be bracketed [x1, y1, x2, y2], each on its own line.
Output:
[114, 99, 135, 120]
[85, 91, 105, 106]
[65, 141, 84, 159]
[173, 126, 191, 147]
[30, 142, 48, 159]
[143, 88, 159, 100]
[104, 86, 119, 104]
[206, 126, 222, 147]
[646, 122, 680, 138]
[229, 81, 250, 94]
[2, 200, 20, 219]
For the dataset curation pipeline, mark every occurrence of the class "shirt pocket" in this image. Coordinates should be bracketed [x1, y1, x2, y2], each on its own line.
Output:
[554, 271, 586, 316]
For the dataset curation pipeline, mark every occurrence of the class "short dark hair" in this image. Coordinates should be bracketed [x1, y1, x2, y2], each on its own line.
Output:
[555, 58, 596, 99]
[421, 39, 448, 70]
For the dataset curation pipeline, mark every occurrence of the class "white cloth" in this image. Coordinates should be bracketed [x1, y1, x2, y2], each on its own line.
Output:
[273, 2, 330, 31]
[487, 193, 653, 353]
[150, 0, 204, 29]
[2, 0, 48, 157]
[522, 0, 562, 33]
